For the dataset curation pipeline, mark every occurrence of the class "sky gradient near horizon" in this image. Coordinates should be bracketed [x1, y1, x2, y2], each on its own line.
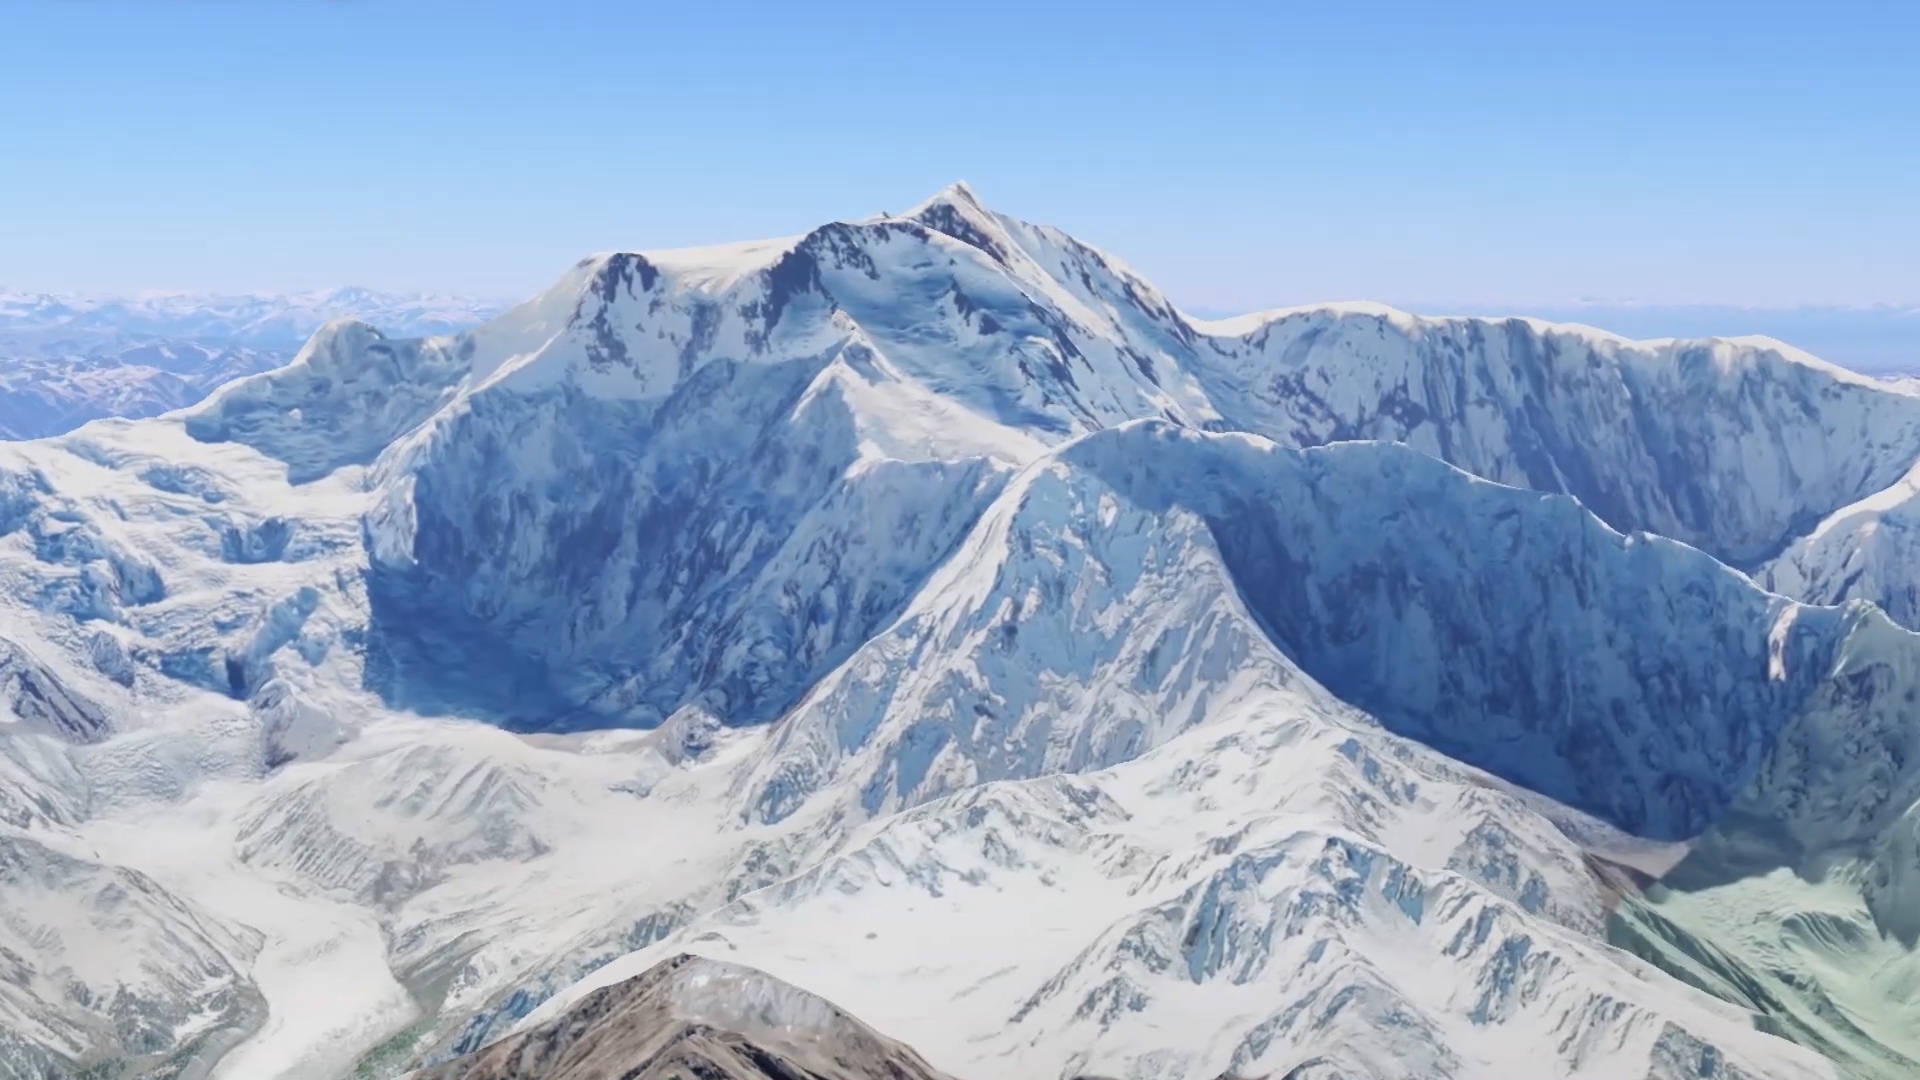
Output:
[3, 1, 1916, 314]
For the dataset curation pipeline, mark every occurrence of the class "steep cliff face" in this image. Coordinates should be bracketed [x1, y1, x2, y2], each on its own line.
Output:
[1060, 424, 1836, 839]
[359, 348, 1007, 729]
[0, 635, 111, 743]
[739, 436, 1311, 828]
[1189, 312, 1920, 569]
[171, 182, 1920, 737]
[746, 421, 1863, 842]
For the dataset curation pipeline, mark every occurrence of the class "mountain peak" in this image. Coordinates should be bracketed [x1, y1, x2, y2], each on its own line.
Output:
[908, 179, 988, 216]
[898, 179, 1017, 268]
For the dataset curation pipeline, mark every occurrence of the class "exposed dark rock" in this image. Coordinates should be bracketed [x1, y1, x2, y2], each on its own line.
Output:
[415, 954, 959, 1080]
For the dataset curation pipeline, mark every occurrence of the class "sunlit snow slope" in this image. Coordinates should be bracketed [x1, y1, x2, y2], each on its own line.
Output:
[2, 184, 1918, 1080]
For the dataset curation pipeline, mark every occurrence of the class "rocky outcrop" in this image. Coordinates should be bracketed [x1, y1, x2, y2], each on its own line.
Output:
[414, 954, 958, 1080]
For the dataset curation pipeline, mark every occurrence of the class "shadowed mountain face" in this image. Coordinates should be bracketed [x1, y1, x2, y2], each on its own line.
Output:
[1060, 426, 1840, 841]
[177, 183, 1920, 734]
[3, 185, 1920, 1080]
[414, 954, 959, 1080]
[732, 423, 1862, 842]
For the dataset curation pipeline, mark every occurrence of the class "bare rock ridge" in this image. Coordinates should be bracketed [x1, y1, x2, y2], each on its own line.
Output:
[414, 954, 960, 1080]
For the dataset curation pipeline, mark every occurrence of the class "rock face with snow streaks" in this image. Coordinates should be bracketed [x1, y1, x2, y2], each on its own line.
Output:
[0, 833, 264, 1080]
[0, 287, 506, 440]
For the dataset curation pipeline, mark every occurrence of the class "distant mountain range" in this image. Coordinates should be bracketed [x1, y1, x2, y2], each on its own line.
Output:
[2, 185, 1918, 1080]
[0, 288, 507, 439]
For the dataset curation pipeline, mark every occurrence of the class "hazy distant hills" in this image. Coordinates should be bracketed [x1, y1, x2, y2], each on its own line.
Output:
[0, 288, 506, 439]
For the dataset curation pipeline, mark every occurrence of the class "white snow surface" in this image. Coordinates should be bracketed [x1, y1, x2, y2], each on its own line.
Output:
[4, 184, 1920, 1079]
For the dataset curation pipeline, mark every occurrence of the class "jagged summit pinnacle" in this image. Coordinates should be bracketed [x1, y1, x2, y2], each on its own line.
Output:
[551, 182, 999, 302]
[907, 178, 989, 214]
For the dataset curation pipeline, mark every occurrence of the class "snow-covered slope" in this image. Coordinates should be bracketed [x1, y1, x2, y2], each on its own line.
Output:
[0, 289, 506, 440]
[2, 184, 1918, 1080]
[169, 182, 1920, 731]
[745, 422, 1843, 842]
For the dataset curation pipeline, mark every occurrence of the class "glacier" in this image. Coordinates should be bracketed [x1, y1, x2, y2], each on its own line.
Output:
[0, 183, 1916, 1079]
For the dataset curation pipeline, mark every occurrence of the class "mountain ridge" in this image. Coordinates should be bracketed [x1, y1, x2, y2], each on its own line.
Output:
[1, 184, 1918, 1080]
[162, 182, 1920, 739]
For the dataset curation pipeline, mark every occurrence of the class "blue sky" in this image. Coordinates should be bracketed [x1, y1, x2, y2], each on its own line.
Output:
[2, 0, 1916, 315]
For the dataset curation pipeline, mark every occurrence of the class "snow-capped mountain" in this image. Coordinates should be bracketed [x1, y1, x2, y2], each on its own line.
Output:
[1, 184, 1917, 1080]
[0, 340, 282, 442]
[0, 289, 507, 440]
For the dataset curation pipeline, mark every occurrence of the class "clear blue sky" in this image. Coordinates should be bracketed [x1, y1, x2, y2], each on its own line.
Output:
[2, 0, 1915, 312]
